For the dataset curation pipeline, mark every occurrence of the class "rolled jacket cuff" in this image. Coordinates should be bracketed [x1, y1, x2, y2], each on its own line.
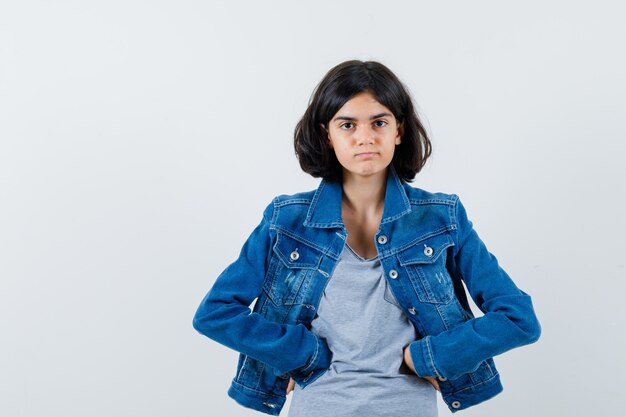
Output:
[409, 336, 442, 378]
[289, 334, 332, 388]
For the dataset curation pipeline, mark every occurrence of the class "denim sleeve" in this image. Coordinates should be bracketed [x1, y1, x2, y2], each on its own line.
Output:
[409, 195, 541, 380]
[192, 200, 331, 382]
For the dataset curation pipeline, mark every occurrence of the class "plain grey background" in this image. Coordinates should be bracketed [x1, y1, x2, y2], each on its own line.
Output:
[1, 1, 624, 416]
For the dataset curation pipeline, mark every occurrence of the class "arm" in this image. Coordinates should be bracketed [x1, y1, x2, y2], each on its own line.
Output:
[408, 195, 541, 380]
[192, 200, 331, 384]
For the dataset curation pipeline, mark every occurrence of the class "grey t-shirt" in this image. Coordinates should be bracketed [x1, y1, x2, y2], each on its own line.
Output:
[288, 244, 437, 417]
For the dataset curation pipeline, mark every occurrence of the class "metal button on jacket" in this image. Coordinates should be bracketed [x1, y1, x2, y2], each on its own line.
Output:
[389, 269, 398, 279]
[423, 245, 434, 257]
[438, 376, 448, 381]
[377, 235, 388, 244]
[451, 401, 461, 409]
[408, 307, 416, 315]
[290, 250, 299, 261]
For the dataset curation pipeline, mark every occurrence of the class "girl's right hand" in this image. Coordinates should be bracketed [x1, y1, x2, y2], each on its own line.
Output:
[422, 376, 440, 392]
[403, 345, 440, 391]
[286, 377, 295, 395]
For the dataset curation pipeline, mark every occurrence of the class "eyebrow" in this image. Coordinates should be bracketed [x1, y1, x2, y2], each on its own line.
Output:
[332, 112, 393, 122]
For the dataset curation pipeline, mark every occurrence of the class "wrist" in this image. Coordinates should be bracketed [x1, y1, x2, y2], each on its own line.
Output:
[404, 345, 416, 374]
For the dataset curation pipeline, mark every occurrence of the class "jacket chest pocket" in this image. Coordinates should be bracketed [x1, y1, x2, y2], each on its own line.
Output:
[397, 232, 456, 304]
[263, 232, 323, 306]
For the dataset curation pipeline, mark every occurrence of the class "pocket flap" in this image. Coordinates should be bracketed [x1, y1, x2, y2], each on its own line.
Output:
[273, 233, 323, 270]
[397, 232, 454, 266]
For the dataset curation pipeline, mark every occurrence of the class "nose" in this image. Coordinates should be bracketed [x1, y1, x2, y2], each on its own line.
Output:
[355, 125, 375, 145]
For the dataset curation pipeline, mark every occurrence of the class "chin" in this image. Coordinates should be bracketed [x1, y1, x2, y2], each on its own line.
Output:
[355, 167, 387, 177]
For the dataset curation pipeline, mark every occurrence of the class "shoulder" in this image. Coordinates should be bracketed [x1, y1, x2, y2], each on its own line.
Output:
[402, 182, 459, 207]
[260, 188, 317, 225]
[273, 189, 317, 207]
[401, 183, 473, 234]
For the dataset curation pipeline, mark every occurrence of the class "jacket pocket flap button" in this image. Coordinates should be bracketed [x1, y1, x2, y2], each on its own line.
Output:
[290, 250, 299, 261]
[423, 245, 434, 257]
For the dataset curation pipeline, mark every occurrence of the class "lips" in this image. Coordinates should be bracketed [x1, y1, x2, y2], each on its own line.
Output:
[355, 152, 377, 158]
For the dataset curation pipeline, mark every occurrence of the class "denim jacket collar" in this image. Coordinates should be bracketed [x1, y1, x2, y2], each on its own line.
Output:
[303, 165, 412, 228]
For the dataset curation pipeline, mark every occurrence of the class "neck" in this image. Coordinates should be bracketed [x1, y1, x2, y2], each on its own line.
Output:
[341, 169, 388, 216]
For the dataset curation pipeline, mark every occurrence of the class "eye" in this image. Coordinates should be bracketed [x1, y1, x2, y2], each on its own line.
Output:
[340, 122, 354, 130]
[374, 120, 388, 128]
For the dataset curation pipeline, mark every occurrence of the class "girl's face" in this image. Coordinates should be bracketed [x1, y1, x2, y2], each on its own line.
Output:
[324, 91, 402, 181]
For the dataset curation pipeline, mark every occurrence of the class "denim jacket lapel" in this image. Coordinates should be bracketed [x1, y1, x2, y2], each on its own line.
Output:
[303, 165, 411, 228]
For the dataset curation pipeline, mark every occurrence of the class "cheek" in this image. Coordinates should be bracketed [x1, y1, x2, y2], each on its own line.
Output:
[333, 147, 349, 160]
[329, 139, 347, 153]
[333, 148, 354, 165]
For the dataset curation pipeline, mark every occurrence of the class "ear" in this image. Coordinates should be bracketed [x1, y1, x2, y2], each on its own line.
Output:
[320, 123, 333, 148]
[395, 121, 404, 145]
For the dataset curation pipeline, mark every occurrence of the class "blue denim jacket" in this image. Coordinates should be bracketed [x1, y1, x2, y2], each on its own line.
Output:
[193, 166, 541, 415]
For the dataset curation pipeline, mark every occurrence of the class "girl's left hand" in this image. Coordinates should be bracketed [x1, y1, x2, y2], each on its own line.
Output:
[403, 345, 440, 392]
[286, 377, 295, 395]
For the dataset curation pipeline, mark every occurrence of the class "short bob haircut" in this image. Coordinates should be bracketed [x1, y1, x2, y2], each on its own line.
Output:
[294, 60, 431, 183]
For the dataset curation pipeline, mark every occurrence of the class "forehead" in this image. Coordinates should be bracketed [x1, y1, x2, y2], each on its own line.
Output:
[337, 91, 391, 116]
[331, 91, 394, 120]
[340, 91, 387, 110]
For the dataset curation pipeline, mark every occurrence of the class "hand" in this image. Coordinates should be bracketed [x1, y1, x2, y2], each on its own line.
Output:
[422, 375, 441, 392]
[403, 345, 440, 392]
[286, 377, 295, 395]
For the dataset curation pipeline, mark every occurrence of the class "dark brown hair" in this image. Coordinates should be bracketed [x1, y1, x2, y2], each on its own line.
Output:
[294, 60, 431, 182]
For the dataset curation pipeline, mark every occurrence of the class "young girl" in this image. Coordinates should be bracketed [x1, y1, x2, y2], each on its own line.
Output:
[193, 60, 541, 416]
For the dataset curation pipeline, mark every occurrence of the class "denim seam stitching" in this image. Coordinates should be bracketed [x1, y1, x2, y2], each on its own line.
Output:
[269, 197, 279, 224]
[236, 355, 249, 382]
[380, 171, 411, 224]
[444, 371, 500, 395]
[274, 198, 312, 208]
[231, 379, 285, 399]
[304, 181, 326, 225]
[380, 208, 411, 225]
[305, 221, 344, 228]
[409, 198, 456, 206]
[405, 263, 431, 304]
[436, 303, 453, 328]
[450, 194, 460, 246]
[424, 337, 442, 377]
[273, 227, 330, 255]
[398, 240, 454, 266]
[301, 335, 319, 373]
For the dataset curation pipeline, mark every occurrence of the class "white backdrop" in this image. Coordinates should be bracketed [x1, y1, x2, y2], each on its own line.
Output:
[1, 1, 625, 416]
